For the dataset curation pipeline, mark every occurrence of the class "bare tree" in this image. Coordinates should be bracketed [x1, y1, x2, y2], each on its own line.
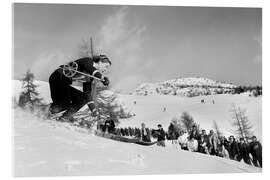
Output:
[230, 104, 254, 141]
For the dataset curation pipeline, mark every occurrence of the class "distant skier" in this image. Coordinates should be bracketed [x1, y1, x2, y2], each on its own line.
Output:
[48, 55, 111, 121]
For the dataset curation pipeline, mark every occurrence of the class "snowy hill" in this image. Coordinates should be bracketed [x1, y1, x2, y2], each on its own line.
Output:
[133, 77, 237, 97]
[12, 79, 262, 176]
[14, 109, 260, 176]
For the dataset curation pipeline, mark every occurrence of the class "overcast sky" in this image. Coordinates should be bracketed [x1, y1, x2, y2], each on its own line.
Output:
[13, 3, 262, 92]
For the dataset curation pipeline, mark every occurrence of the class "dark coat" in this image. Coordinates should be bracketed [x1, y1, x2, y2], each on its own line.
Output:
[104, 119, 115, 134]
[249, 141, 262, 167]
[228, 141, 240, 160]
[156, 128, 166, 141]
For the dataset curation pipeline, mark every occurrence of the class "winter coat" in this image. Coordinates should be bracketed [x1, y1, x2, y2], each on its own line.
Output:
[208, 133, 219, 151]
[104, 119, 115, 134]
[141, 128, 151, 142]
[249, 141, 262, 167]
[249, 141, 262, 159]
[156, 128, 166, 141]
[198, 135, 209, 153]
[228, 141, 240, 160]
[189, 130, 200, 140]
[238, 142, 250, 159]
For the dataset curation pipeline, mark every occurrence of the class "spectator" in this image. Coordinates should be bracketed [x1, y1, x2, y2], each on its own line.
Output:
[238, 138, 252, 165]
[217, 136, 230, 158]
[141, 123, 151, 142]
[104, 119, 115, 134]
[189, 125, 200, 140]
[178, 130, 189, 150]
[208, 130, 219, 156]
[198, 129, 209, 154]
[249, 136, 262, 167]
[228, 136, 240, 160]
[155, 124, 166, 147]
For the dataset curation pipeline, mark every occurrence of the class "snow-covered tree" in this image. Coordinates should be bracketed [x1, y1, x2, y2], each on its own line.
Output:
[18, 70, 43, 110]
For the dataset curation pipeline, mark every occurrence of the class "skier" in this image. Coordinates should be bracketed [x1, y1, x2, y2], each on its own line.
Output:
[48, 55, 111, 121]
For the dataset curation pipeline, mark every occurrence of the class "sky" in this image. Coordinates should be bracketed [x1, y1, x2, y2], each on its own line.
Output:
[13, 3, 262, 92]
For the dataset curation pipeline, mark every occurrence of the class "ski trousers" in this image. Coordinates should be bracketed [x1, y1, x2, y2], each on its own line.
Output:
[49, 70, 92, 110]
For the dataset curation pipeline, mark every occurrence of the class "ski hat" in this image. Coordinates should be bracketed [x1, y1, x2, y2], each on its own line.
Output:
[157, 124, 162, 128]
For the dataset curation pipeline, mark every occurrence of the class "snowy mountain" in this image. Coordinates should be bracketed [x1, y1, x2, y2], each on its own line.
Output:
[133, 77, 237, 97]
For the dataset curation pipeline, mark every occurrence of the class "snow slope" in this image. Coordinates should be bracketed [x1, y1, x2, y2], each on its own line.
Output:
[13, 109, 260, 177]
[118, 94, 262, 139]
[12, 80, 262, 139]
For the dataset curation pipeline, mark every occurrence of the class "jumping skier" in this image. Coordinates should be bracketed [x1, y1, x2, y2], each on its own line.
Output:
[48, 54, 111, 121]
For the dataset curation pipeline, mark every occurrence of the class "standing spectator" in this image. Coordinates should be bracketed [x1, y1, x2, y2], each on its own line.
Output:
[228, 136, 240, 160]
[189, 125, 200, 140]
[249, 136, 262, 167]
[155, 124, 166, 147]
[104, 119, 115, 134]
[141, 123, 151, 142]
[238, 138, 252, 165]
[198, 129, 209, 154]
[217, 136, 230, 158]
[208, 130, 219, 156]
[178, 130, 189, 150]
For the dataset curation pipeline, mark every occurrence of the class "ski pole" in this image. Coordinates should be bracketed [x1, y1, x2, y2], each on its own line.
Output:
[59, 66, 103, 81]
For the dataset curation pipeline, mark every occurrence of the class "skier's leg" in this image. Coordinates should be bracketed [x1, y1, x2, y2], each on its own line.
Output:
[61, 86, 87, 118]
[49, 71, 72, 113]
[83, 80, 98, 116]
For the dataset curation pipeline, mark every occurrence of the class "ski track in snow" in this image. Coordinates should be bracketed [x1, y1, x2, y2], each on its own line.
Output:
[12, 80, 261, 176]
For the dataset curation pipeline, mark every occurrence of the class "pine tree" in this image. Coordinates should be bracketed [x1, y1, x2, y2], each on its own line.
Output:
[230, 104, 254, 141]
[18, 70, 43, 110]
[181, 111, 195, 132]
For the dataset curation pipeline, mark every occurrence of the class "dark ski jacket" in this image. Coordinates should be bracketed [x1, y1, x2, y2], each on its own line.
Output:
[228, 141, 240, 160]
[104, 119, 115, 134]
[189, 130, 200, 140]
[249, 141, 262, 159]
[156, 128, 166, 141]
[57, 57, 103, 92]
